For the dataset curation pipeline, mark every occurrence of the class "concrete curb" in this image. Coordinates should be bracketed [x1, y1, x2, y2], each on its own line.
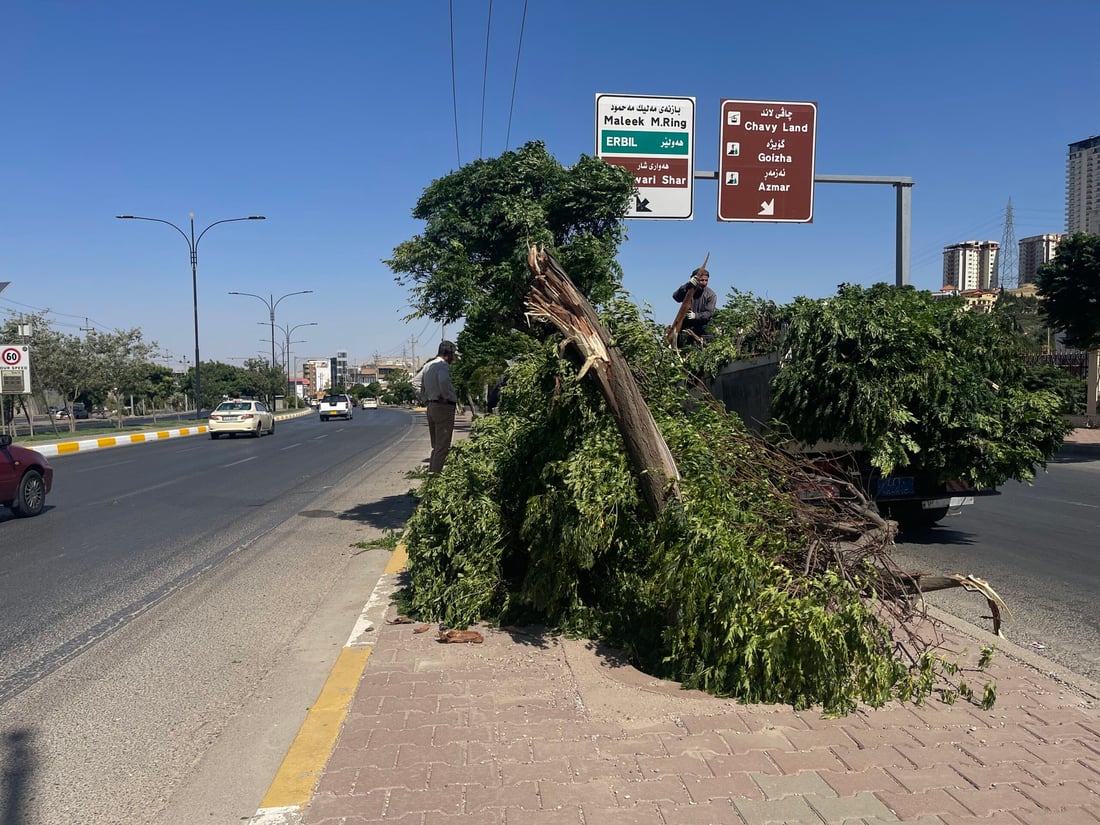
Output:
[25, 408, 314, 457]
[247, 543, 410, 825]
[924, 604, 1100, 702]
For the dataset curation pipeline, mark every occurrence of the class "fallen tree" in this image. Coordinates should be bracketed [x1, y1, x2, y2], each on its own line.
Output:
[402, 247, 996, 713]
[388, 142, 1015, 713]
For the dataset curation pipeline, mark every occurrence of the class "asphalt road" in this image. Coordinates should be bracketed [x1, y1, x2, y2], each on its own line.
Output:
[0, 407, 429, 824]
[891, 441, 1100, 684]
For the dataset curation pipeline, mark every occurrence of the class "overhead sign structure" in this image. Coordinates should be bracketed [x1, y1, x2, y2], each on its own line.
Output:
[0, 345, 31, 394]
[596, 93, 695, 220]
[718, 99, 817, 223]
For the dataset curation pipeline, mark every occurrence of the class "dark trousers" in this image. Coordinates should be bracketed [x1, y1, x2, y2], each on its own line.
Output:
[426, 401, 456, 473]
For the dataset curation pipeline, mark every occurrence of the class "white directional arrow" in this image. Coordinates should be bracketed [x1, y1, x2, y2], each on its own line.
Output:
[758, 199, 775, 216]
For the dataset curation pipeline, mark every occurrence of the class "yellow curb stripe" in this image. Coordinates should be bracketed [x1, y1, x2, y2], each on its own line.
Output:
[56, 442, 81, 454]
[97, 437, 119, 448]
[259, 645, 372, 809]
[252, 542, 409, 821]
[385, 541, 409, 574]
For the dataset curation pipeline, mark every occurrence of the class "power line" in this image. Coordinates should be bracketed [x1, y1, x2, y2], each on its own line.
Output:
[504, 0, 529, 152]
[449, 0, 462, 167]
[479, 0, 493, 159]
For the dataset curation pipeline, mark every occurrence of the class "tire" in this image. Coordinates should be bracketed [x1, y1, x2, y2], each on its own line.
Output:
[269, 420, 276, 435]
[12, 470, 46, 517]
[253, 423, 262, 438]
[210, 432, 220, 440]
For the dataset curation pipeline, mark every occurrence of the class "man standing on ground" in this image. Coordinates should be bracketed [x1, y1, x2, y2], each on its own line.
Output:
[423, 340, 459, 473]
[672, 266, 717, 341]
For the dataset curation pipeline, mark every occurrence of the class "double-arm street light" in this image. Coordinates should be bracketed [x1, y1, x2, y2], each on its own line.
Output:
[116, 212, 265, 418]
[266, 321, 318, 397]
[229, 290, 313, 381]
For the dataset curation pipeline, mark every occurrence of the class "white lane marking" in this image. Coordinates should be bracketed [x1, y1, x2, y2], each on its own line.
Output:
[279, 442, 303, 451]
[1027, 493, 1099, 510]
[224, 456, 259, 468]
[72, 458, 136, 473]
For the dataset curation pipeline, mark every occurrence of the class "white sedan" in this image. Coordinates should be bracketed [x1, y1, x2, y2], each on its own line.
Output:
[208, 399, 275, 439]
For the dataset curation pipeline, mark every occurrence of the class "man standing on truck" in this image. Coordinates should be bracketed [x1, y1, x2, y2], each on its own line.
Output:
[422, 340, 459, 473]
[672, 266, 717, 343]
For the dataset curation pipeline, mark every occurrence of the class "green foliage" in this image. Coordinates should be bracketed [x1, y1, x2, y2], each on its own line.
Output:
[978, 645, 995, 669]
[995, 292, 1054, 354]
[386, 140, 634, 403]
[381, 368, 416, 405]
[404, 308, 928, 714]
[761, 283, 1070, 485]
[351, 529, 401, 551]
[394, 144, 1006, 715]
[679, 289, 791, 377]
[1021, 366, 1086, 415]
[1036, 232, 1100, 350]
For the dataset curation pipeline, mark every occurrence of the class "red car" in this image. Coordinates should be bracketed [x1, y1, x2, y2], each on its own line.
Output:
[0, 434, 53, 517]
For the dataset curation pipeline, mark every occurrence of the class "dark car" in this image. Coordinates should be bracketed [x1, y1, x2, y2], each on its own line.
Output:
[0, 434, 53, 517]
[71, 402, 89, 419]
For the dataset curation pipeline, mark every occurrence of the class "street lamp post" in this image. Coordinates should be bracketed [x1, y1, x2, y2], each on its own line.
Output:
[227, 288, 312, 374]
[267, 321, 318, 397]
[117, 212, 265, 418]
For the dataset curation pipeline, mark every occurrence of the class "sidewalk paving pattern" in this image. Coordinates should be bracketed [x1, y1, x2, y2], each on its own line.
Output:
[267, 429, 1100, 825]
[296, 602, 1100, 824]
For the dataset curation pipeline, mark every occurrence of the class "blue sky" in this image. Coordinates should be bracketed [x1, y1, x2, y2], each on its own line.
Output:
[2, 1, 1096, 371]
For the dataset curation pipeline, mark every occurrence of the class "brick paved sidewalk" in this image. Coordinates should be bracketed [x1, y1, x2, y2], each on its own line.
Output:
[302, 600, 1100, 825]
[1065, 427, 1100, 446]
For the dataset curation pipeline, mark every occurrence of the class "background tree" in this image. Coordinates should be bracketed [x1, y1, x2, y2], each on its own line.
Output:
[995, 291, 1053, 354]
[145, 365, 178, 421]
[33, 331, 95, 433]
[0, 312, 56, 434]
[1036, 232, 1100, 350]
[86, 328, 158, 428]
[236, 357, 284, 404]
[380, 369, 414, 406]
[387, 139, 634, 391]
[1036, 232, 1100, 415]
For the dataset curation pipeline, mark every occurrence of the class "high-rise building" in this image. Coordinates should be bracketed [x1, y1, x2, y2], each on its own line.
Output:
[331, 350, 349, 389]
[1018, 233, 1064, 285]
[1066, 135, 1100, 235]
[306, 359, 330, 397]
[942, 240, 999, 290]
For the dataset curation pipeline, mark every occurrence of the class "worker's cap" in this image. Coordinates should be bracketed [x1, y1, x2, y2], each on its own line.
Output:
[438, 340, 458, 356]
[692, 267, 710, 278]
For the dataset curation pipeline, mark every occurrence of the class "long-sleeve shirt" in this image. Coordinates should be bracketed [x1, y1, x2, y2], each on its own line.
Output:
[422, 357, 458, 404]
[672, 281, 717, 333]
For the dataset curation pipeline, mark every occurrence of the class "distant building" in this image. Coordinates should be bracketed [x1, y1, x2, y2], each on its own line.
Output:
[931, 286, 999, 314]
[331, 350, 348, 389]
[306, 359, 331, 397]
[942, 240, 999, 290]
[1018, 234, 1064, 285]
[1066, 135, 1100, 235]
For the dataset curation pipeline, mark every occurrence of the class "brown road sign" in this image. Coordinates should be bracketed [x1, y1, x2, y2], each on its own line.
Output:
[717, 99, 817, 223]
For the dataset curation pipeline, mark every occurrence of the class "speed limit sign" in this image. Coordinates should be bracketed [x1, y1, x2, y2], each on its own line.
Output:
[0, 345, 31, 394]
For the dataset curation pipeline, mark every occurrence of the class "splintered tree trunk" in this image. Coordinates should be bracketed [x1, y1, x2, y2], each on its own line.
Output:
[525, 245, 681, 517]
[666, 285, 694, 349]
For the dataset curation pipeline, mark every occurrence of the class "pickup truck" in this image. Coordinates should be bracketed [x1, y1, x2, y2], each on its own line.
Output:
[710, 354, 983, 527]
[318, 393, 354, 421]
